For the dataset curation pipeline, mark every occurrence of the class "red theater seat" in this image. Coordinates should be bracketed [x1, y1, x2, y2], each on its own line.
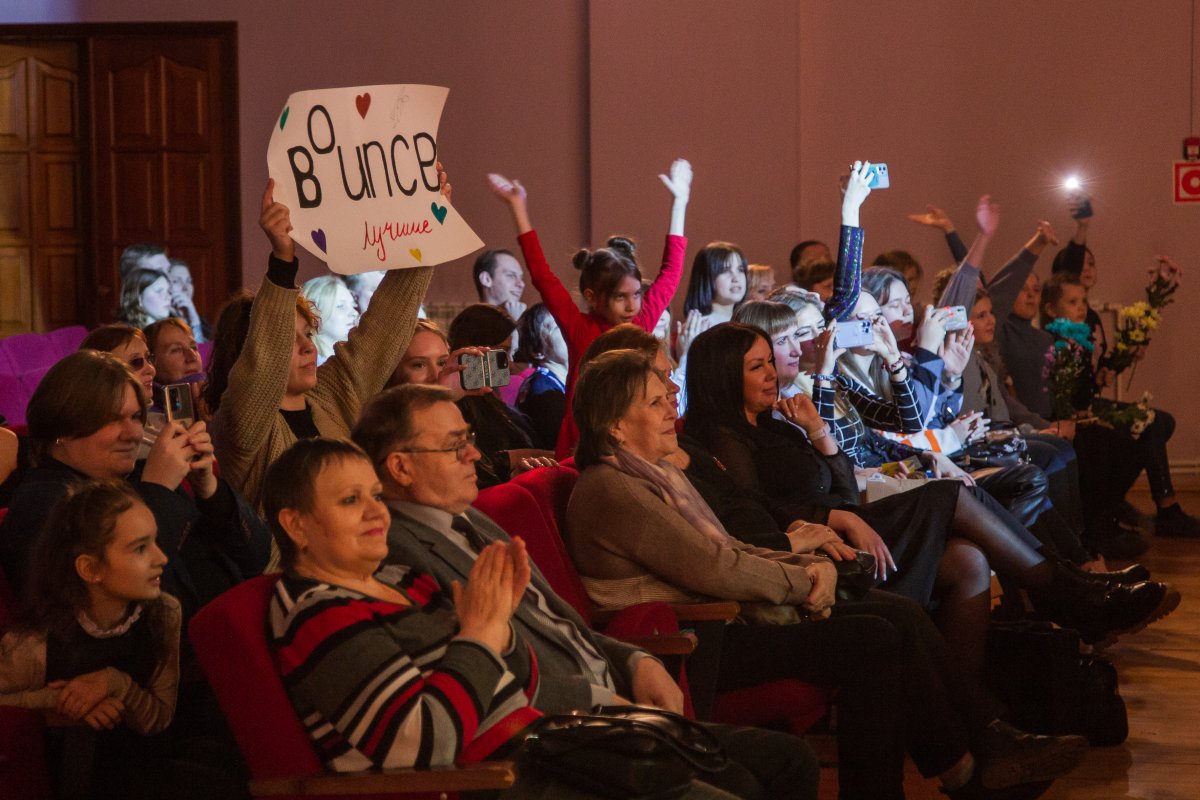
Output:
[189, 575, 516, 800]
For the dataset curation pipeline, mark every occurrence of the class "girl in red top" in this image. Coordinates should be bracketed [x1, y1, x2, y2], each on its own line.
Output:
[488, 160, 693, 457]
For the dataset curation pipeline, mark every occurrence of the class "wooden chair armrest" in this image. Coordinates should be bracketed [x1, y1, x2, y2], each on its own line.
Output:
[669, 602, 740, 622]
[620, 631, 697, 656]
[251, 760, 517, 796]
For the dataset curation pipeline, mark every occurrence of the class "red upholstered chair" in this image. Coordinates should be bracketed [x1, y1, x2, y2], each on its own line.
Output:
[188, 575, 516, 800]
[471, 482, 695, 655]
[506, 465, 831, 733]
[0, 552, 53, 800]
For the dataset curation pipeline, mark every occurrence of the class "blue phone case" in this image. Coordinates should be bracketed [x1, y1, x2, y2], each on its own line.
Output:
[866, 163, 890, 189]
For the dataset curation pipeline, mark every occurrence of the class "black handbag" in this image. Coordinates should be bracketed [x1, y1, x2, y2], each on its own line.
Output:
[834, 550, 877, 601]
[984, 620, 1128, 746]
[962, 429, 1029, 469]
[520, 705, 728, 799]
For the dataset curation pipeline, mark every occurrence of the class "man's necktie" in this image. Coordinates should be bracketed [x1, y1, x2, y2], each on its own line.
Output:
[451, 515, 490, 553]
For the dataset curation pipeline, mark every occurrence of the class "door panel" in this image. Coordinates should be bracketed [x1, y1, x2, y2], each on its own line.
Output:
[33, 153, 80, 239]
[90, 29, 237, 328]
[0, 27, 238, 337]
[0, 248, 31, 334]
[0, 59, 27, 148]
[33, 59, 77, 145]
[0, 153, 29, 241]
[0, 42, 78, 335]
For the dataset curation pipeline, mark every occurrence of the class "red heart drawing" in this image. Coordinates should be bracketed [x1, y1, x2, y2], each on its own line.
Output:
[355, 93, 371, 118]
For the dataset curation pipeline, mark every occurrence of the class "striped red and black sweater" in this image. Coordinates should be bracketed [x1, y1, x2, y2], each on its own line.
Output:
[269, 565, 541, 772]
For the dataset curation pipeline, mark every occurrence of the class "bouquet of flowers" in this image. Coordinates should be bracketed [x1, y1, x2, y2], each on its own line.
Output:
[1094, 391, 1157, 439]
[1042, 318, 1094, 419]
[1097, 257, 1180, 379]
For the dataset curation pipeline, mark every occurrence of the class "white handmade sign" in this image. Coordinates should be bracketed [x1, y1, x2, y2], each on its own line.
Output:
[267, 84, 483, 273]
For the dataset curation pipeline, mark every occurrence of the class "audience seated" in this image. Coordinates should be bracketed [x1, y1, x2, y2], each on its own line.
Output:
[165, 258, 210, 344]
[299, 274, 359, 366]
[209, 176, 440, 511]
[567, 348, 1088, 799]
[682, 323, 1178, 653]
[0, 480, 186, 798]
[345, 386, 820, 799]
[3, 120, 1199, 800]
[514, 303, 569, 450]
[473, 248, 529, 326]
[116, 268, 175, 331]
[446, 304, 549, 488]
[488, 160, 692, 457]
[118, 243, 170, 280]
[0, 349, 269, 615]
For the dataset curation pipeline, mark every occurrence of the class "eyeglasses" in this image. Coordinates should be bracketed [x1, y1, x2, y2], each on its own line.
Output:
[394, 432, 477, 461]
[127, 354, 155, 370]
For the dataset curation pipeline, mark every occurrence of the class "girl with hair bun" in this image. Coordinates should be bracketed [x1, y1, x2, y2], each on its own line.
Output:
[488, 159, 693, 456]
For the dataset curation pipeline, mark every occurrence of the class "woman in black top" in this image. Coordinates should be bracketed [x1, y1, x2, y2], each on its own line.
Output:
[682, 323, 1178, 656]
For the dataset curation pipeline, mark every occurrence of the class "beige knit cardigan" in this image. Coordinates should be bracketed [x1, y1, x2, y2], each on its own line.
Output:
[212, 265, 431, 512]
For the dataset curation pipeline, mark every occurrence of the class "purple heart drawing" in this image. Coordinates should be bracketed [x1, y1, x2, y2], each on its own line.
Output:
[431, 202, 448, 224]
[311, 229, 327, 253]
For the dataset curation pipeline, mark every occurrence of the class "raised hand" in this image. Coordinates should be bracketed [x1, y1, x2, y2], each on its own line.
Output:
[659, 158, 693, 203]
[487, 173, 527, 205]
[841, 160, 873, 227]
[939, 326, 975, 380]
[1034, 219, 1059, 247]
[141, 422, 195, 491]
[915, 305, 950, 354]
[811, 324, 844, 376]
[868, 315, 903, 360]
[673, 310, 709, 360]
[184, 421, 218, 500]
[975, 194, 1000, 237]
[435, 160, 452, 204]
[487, 173, 532, 234]
[1152, 255, 1183, 285]
[259, 179, 295, 262]
[907, 204, 955, 232]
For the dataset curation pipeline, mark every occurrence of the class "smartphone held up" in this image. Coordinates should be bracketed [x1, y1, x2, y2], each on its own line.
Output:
[459, 349, 512, 391]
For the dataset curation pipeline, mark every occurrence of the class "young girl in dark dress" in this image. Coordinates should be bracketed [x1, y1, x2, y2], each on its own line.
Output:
[0, 480, 182, 799]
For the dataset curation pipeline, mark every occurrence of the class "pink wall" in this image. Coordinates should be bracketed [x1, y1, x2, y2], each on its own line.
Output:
[2, 0, 593, 300]
[6, 0, 1200, 460]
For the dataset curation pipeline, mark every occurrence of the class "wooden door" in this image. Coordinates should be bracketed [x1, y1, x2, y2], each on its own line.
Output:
[0, 41, 83, 335]
[88, 28, 240, 327]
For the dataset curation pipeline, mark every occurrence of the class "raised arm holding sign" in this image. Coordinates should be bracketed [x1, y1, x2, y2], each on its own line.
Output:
[266, 84, 479, 272]
[211, 164, 450, 514]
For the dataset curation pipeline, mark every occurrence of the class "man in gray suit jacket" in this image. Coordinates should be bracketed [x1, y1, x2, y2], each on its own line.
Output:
[352, 383, 820, 800]
[353, 384, 679, 714]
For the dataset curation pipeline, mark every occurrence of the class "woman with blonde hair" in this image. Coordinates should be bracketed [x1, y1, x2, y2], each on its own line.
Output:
[300, 274, 360, 365]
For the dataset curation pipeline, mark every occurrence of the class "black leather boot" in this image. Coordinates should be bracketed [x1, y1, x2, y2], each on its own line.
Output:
[1030, 561, 1180, 644]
